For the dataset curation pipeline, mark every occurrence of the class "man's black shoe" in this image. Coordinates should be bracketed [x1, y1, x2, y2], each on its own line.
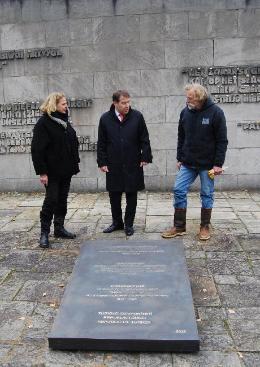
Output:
[39, 232, 50, 248]
[103, 223, 124, 233]
[125, 226, 134, 236]
[54, 228, 76, 239]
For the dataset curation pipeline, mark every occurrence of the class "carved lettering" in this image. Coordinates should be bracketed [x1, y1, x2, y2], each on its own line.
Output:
[0, 47, 63, 70]
[182, 65, 260, 104]
[0, 130, 97, 155]
[0, 98, 95, 154]
[237, 122, 260, 130]
[0, 99, 93, 128]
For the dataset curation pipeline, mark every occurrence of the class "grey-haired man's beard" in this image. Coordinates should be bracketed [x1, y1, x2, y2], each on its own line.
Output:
[187, 103, 196, 110]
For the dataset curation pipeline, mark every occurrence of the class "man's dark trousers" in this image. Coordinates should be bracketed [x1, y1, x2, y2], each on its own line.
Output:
[109, 191, 137, 227]
[40, 176, 71, 232]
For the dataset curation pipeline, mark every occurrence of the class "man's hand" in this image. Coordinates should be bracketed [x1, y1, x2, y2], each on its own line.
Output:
[100, 166, 109, 172]
[140, 161, 148, 167]
[213, 166, 223, 176]
[40, 174, 48, 186]
[177, 161, 182, 170]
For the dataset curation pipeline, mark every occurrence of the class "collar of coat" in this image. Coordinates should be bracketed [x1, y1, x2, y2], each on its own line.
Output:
[109, 104, 132, 120]
[48, 113, 68, 129]
[47, 109, 74, 130]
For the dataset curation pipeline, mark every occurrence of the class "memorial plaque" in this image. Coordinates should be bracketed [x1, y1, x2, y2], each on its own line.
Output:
[48, 240, 200, 352]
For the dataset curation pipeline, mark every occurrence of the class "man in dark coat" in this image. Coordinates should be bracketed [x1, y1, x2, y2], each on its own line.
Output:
[97, 90, 152, 236]
[162, 83, 228, 241]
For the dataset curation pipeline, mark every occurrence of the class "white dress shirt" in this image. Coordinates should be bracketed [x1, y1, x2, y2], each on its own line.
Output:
[115, 109, 123, 121]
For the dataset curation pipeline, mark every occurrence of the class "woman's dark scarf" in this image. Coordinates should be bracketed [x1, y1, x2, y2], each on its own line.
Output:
[48, 109, 73, 130]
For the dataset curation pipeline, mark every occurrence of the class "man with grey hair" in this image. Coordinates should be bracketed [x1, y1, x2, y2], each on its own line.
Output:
[162, 83, 228, 240]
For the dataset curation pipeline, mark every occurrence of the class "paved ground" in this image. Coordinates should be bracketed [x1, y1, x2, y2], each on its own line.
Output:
[0, 190, 259, 367]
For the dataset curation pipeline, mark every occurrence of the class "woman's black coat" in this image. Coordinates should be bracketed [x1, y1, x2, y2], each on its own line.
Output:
[97, 105, 152, 192]
[31, 112, 80, 178]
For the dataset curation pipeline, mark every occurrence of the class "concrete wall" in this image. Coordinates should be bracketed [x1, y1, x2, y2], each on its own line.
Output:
[0, 0, 260, 192]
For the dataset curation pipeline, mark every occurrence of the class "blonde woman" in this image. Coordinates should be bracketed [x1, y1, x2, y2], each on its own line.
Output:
[31, 92, 80, 248]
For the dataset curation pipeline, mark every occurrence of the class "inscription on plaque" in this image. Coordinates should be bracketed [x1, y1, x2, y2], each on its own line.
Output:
[183, 65, 260, 104]
[97, 311, 153, 325]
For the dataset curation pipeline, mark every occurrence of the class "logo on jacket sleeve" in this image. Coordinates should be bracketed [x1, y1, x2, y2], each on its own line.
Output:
[202, 117, 210, 125]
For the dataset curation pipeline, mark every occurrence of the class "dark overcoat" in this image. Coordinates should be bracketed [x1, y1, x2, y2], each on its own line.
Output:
[97, 105, 152, 192]
[31, 112, 80, 178]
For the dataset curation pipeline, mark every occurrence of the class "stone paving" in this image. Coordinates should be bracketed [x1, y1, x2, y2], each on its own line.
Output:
[0, 190, 259, 367]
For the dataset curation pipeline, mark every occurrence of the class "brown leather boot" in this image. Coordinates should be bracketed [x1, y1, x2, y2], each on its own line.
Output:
[162, 208, 186, 239]
[199, 208, 212, 240]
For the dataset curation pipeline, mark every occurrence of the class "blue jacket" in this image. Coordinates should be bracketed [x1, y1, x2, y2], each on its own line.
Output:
[177, 98, 228, 169]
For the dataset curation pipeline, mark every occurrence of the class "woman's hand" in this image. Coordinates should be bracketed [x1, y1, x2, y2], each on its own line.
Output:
[40, 174, 48, 186]
[100, 166, 109, 172]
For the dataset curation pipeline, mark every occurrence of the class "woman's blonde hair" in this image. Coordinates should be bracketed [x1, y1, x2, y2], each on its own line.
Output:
[184, 83, 208, 102]
[40, 92, 66, 114]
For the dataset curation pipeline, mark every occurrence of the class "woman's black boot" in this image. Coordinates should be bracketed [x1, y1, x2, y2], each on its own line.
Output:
[39, 231, 50, 248]
[54, 216, 76, 239]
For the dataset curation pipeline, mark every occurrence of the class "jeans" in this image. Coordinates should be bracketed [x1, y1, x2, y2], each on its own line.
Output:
[174, 165, 214, 209]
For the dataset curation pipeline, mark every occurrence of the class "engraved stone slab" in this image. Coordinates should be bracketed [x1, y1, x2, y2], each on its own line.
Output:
[48, 240, 199, 352]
